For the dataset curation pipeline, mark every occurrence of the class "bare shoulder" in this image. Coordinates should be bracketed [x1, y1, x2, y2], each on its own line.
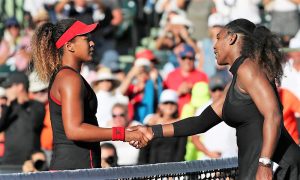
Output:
[55, 69, 83, 90]
[237, 58, 269, 92]
[237, 58, 261, 78]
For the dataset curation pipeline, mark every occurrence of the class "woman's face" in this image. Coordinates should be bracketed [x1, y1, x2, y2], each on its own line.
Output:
[72, 35, 94, 62]
[94, 80, 113, 92]
[213, 28, 231, 66]
[159, 102, 177, 118]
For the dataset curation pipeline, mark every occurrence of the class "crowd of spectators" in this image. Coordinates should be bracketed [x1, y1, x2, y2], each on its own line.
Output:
[0, 0, 299, 172]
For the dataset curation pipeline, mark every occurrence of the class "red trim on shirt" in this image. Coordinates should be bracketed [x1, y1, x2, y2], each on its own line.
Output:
[89, 150, 94, 168]
[50, 93, 61, 106]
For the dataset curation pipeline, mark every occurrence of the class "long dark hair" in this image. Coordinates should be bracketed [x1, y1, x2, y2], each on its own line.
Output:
[31, 19, 77, 82]
[225, 19, 284, 83]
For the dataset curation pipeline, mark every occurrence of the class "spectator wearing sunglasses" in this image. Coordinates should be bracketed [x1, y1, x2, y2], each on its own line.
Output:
[100, 143, 118, 168]
[193, 74, 237, 160]
[164, 43, 208, 115]
[104, 103, 141, 166]
[138, 89, 187, 164]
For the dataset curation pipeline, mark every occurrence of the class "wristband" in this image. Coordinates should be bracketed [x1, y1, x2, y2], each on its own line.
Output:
[112, 127, 125, 141]
[151, 124, 163, 138]
[258, 157, 272, 168]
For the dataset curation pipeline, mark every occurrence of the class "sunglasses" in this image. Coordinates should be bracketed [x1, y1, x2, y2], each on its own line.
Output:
[162, 101, 176, 105]
[211, 87, 224, 92]
[112, 113, 126, 118]
[181, 56, 195, 61]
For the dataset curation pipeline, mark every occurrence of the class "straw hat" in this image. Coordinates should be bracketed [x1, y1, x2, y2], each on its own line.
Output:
[92, 72, 120, 90]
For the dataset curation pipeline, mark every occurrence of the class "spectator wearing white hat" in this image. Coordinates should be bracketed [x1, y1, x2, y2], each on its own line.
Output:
[138, 89, 187, 164]
[28, 71, 52, 166]
[197, 13, 231, 83]
[92, 70, 128, 127]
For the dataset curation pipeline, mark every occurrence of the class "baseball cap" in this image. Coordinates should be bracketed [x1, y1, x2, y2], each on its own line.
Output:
[135, 49, 156, 62]
[5, 17, 20, 28]
[179, 44, 195, 58]
[159, 89, 178, 104]
[29, 71, 48, 93]
[170, 15, 192, 28]
[1, 72, 29, 89]
[56, 20, 98, 49]
[134, 58, 151, 67]
[209, 74, 226, 90]
[208, 13, 229, 28]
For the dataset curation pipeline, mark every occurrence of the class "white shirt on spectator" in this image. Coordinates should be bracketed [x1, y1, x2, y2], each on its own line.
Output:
[195, 100, 238, 159]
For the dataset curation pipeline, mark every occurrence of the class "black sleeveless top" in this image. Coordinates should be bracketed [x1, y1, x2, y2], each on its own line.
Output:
[222, 56, 299, 179]
[48, 66, 100, 170]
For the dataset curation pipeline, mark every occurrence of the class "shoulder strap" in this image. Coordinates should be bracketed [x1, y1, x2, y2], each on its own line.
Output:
[229, 56, 247, 76]
[48, 66, 79, 91]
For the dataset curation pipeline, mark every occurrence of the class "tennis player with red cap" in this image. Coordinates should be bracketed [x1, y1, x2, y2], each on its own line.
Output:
[30, 19, 149, 170]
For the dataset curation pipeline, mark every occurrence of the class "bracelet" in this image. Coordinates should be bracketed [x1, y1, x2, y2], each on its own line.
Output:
[151, 124, 163, 138]
[258, 157, 273, 168]
[112, 127, 125, 141]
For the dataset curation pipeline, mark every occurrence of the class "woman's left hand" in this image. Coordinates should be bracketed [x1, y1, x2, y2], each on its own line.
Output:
[256, 165, 272, 180]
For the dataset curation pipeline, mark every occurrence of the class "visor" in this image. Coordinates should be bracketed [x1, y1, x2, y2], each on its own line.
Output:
[55, 21, 98, 49]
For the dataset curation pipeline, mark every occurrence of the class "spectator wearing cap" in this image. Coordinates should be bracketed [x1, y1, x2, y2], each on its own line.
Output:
[0, 72, 45, 165]
[156, 14, 201, 71]
[0, 17, 21, 65]
[119, 58, 161, 123]
[196, 13, 231, 83]
[91, 70, 128, 127]
[164, 43, 208, 114]
[28, 71, 53, 165]
[0, 16, 32, 72]
[180, 81, 221, 161]
[138, 89, 187, 164]
[156, 14, 197, 52]
[193, 74, 237, 160]
[135, 49, 164, 106]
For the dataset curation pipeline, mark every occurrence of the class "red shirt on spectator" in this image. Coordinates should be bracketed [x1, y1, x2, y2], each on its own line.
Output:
[164, 68, 208, 113]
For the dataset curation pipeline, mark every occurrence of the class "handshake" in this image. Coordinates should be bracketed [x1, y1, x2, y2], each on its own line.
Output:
[124, 125, 155, 149]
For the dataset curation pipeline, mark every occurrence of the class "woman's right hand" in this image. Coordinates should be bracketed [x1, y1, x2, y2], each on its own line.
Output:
[126, 125, 154, 148]
[125, 127, 150, 148]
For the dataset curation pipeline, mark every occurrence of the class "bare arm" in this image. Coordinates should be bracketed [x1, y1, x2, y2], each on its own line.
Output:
[55, 0, 69, 13]
[191, 135, 221, 158]
[237, 60, 281, 159]
[111, 8, 123, 26]
[56, 70, 148, 145]
[118, 66, 142, 95]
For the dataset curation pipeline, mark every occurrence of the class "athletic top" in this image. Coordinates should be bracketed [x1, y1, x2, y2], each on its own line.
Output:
[222, 56, 299, 179]
[48, 66, 101, 170]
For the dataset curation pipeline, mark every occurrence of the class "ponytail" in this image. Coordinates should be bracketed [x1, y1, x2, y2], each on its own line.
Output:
[31, 18, 77, 82]
[253, 26, 284, 83]
[31, 22, 61, 82]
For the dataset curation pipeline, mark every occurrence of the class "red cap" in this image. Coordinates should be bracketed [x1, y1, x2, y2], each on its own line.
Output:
[55, 20, 98, 49]
[135, 49, 156, 62]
